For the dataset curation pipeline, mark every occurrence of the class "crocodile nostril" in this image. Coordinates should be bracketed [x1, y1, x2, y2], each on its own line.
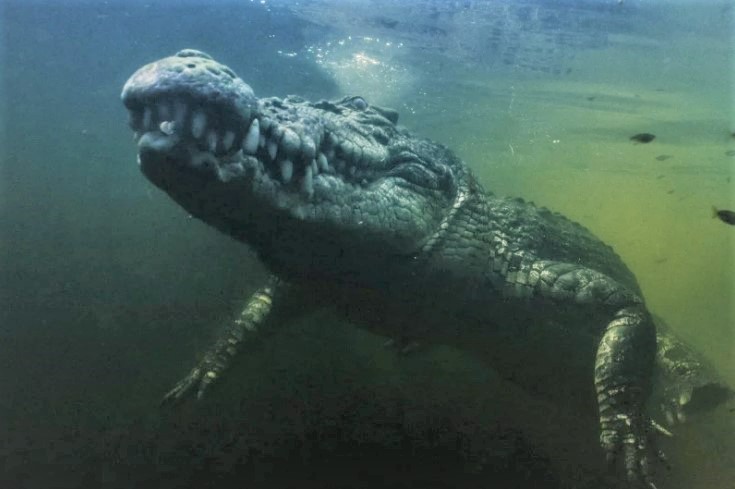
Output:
[186, 63, 196, 69]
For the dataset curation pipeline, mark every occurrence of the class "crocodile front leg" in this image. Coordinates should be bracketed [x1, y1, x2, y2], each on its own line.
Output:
[520, 260, 658, 487]
[161, 274, 288, 404]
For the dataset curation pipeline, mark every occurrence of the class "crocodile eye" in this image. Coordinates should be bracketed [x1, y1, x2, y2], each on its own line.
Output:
[350, 96, 368, 111]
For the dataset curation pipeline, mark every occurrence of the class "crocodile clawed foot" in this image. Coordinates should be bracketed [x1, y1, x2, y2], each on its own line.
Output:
[660, 397, 689, 427]
[160, 365, 218, 406]
[601, 414, 666, 489]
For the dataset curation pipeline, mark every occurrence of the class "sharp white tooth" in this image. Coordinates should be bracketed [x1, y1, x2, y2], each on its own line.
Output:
[679, 392, 691, 406]
[159, 120, 176, 136]
[143, 107, 152, 129]
[280, 159, 293, 183]
[259, 134, 266, 148]
[267, 140, 278, 160]
[302, 137, 316, 160]
[174, 101, 187, 125]
[242, 119, 260, 154]
[317, 153, 329, 172]
[310, 158, 318, 175]
[222, 130, 235, 152]
[158, 103, 171, 120]
[207, 130, 217, 153]
[280, 128, 301, 157]
[191, 111, 207, 139]
[301, 164, 314, 196]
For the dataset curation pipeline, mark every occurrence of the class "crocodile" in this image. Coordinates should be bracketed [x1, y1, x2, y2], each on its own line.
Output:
[121, 49, 731, 488]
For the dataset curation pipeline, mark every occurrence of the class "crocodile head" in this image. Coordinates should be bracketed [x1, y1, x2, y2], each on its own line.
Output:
[122, 49, 464, 276]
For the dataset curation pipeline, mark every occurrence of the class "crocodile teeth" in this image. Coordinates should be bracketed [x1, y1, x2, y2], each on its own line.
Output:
[191, 111, 207, 139]
[280, 159, 293, 183]
[260, 117, 272, 132]
[301, 137, 316, 160]
[301, 164, 314, 196]
[159, 120, 176, 136]
[242, 119, 260, 155]
[317, 153, 329, 172]
[222, 130, 235, 152]
[207, 130, 218, 153]
[280, 128, 300, 157]
[267, 140, 278, 160]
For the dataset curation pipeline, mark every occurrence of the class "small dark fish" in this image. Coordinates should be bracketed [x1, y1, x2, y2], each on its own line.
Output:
[725, 150, 735, 157]
[630, 133, 655, 143]
[667, 189, 675, 194]
[712, 206, 735, 225]
[655, 154, 673, 161]
[586, 96, 596, 101]
[656, 174, 665, 179]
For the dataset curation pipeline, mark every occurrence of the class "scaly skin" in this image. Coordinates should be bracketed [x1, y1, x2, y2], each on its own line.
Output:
[122, 50, 732, 488]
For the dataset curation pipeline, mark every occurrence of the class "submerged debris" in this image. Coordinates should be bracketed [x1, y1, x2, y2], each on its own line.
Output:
[630, 133, 655, 143]
[712, 206, 735, 225]
[655, 154, 673, 161]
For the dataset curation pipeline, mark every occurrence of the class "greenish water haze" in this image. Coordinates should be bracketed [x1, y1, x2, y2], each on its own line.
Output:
[0, 1, 733, 488]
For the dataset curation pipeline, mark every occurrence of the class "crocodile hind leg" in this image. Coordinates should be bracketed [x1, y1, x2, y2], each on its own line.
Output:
[161, 274, 288, 405]
[595, 306, 658, 487]
[521, 260, 659, 486]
